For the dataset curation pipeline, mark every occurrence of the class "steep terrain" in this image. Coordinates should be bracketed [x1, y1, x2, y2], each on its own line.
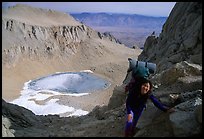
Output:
[2, 4, 139, 102]
[2, 2, 202, 137]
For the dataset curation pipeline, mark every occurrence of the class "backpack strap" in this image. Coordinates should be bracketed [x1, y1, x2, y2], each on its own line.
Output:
[145, 61, 148, 67]
[136, 61, 139, 67]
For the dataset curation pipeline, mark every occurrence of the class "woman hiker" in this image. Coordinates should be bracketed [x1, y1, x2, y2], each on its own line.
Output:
[124, 76, 175, 137]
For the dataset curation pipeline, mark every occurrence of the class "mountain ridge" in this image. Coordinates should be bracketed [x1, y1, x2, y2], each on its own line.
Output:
[70, 12, 167, 28]
[2, 2, 202, 137]
[70, 12, 167, 48]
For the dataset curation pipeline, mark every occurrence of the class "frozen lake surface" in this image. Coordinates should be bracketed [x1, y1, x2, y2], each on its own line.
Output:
[10, 71, 111, 117]
[28, 71, 110, 94]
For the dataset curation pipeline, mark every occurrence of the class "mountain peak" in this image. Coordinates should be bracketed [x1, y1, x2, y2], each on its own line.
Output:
[3, 4, 81, 27]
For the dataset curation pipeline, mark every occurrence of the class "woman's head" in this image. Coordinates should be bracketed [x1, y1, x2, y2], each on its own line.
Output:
[141, 82, 151, 95]
[133, 77, 152, 95]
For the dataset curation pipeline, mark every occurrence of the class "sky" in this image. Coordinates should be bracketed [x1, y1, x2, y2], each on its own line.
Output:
[10, 70, 110, 117]
[2, 2, 176, 17]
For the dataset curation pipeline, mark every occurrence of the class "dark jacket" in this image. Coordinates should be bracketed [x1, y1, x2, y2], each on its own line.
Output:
[126, 77, 168, 113]
[126, 90, 168, 113]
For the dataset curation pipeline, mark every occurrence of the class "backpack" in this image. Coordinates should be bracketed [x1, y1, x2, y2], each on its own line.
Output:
[124, 58, 156, 92]
[132, 61, 150, 79]
[127, 58, 156, 79]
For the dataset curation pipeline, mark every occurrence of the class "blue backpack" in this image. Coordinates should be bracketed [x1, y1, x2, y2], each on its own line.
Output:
[132, 61, 150, 79]
[127, 58, 156, 79]
[124, 58, 156, 92]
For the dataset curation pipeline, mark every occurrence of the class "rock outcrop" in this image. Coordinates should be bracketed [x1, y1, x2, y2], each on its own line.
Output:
[133, 2, 202, 137]
[2, 2, 202, 137]
[138, 2, 202, 73]
[2, 4, 120, 66]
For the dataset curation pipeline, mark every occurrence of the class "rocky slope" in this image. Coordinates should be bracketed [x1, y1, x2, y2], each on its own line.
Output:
[2, 4, 135, 101]
[135, 2, 202, 136]
[2, 2, 202, 137]
[138, 2, 202, 72]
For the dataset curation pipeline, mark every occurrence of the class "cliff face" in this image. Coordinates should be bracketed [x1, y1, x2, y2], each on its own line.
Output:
[2, 18, 87, 64]
[2, 5, 119, 66]
[132, 2, 202, 136]
[138, 2, 202, 73]
[2, 3, 202, 137]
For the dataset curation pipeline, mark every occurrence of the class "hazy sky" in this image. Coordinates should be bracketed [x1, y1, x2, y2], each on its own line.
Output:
[2, 2, 176, 17]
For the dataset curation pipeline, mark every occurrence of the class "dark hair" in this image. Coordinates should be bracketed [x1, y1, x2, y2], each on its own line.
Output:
[129, 77, 152, 102]
[131, 77, 152, 91]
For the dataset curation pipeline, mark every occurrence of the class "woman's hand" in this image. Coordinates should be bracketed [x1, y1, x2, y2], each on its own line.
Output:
[167, 107, 176, 113]
[127, 114, 133, 122]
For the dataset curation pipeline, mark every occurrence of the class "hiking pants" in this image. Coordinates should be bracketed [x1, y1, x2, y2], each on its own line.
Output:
[125, 105, 144, 136]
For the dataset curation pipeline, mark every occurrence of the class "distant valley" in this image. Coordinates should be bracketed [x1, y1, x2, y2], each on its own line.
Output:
[70, 13, 167, 48]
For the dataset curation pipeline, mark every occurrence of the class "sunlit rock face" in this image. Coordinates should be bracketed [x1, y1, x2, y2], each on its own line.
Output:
[2, 2, 202, 137]
[138, 2, 202, 73]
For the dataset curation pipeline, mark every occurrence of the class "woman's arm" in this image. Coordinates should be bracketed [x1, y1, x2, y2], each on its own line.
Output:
[149, 94, 169, 112]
